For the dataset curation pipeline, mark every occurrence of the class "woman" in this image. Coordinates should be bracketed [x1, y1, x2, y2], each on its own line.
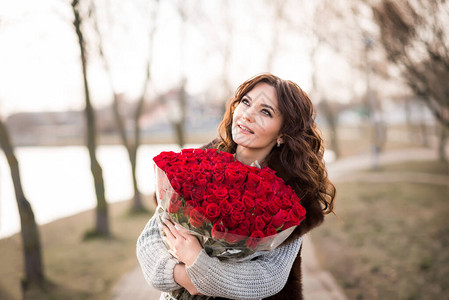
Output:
[137, 73, 336, 300]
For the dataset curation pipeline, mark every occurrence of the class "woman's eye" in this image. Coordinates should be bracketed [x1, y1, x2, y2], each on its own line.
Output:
[262, 109, 272, 117]
[241, 98, 250, 106]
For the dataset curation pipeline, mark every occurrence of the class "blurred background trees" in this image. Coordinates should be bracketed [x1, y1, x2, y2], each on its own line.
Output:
[0, 0, 447, 297]
[371, 0, 449, 161]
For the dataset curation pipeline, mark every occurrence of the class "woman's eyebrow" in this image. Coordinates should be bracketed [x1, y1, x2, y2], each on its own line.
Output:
[261, 103, 276, 113]
[245, 93, 277, 113]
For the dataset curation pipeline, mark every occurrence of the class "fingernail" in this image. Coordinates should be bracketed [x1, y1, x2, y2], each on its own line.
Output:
[174, 224, 181, 230]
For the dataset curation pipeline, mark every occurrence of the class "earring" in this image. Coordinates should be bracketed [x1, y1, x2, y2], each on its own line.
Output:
[277, 139, 281, 147]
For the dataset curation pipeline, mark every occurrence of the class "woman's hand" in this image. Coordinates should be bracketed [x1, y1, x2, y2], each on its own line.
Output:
[162, 220, 202, 266]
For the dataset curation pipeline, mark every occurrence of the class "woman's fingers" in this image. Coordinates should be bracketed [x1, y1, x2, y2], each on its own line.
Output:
[163, 220, 185, 240]
[161, 224, 175, 240]
[162, 220, 202, 265]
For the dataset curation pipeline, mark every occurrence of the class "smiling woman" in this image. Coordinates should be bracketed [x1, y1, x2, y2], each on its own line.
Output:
[231, 82, 284, 166]
[137, 73, 336, 300]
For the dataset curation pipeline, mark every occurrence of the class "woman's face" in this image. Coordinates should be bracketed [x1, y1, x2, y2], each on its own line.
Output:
[231, 82, 283, 152]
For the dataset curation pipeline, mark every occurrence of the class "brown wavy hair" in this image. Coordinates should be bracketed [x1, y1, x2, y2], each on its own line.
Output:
[205, 73, 336, 238]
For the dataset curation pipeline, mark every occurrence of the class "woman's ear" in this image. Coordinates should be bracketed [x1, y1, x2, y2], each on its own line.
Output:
[276, 136, 284, 147]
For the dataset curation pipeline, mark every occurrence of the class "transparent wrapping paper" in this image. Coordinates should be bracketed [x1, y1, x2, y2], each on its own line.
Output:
[154, 165, 298, 260]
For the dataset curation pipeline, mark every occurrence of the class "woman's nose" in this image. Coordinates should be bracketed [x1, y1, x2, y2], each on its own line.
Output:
[242, 107, 254, 122]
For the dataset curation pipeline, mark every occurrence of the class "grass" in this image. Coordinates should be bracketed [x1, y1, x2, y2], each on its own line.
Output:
[311, 160, 449, 299]
[377, 160, 449, 175]
[0, 199, 155, 300]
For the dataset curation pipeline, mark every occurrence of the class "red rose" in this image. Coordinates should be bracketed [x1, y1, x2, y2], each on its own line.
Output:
[263, 225, 277, 237]
[170, 178, 182, 193]
[167, 195, 183, 213]
[182, 182, 194, 198]
[246, 173, 261, 190]
[253, 198, 267, 215]
[283, 210, 302, 229]
[242, 191, 256, 209]
[223, 215, 239, 230]
[190, 188, 205, 204]
[261, 212, 272, 224]
[246, 230, 265, 249]
[240, 218, 251, 232]
[213, 186, 229, 200]
[212, 172, 225, 184]
[228, 188, 242, 200]
[279, 194, 293, 209]
[213, 163, 227, 174]
[181, 148, 195, 154]
[204, 193, 219, 204]
[205, 203, 221, 222]
[205, 184, 220, 203]
[218, 151, 234, 163]
[190, 207, 207, 228]
[231, 201, 245, 213]
[174, 172, 190, 184]
[201, 199, 210, 209]
[271, 210, 289, 229]
[224, 163, 247, 186]
[255, 181, 273, 199]
[196, 174, 208, 188]
[170, 159, 186, 169]
[211, 222, 227, 240]
[231, 211, 245, 223]
[254, 215, 266, 231]
[188, 164, 201, 175]
[154, 151, 177, 170]
[266, 199, 280, 215]
[249, 230, 265, 239]
[292, 201, 306, 218]
[204, 148, 219, 159]
[219, 199, 233, 215]
[273, 195, 283, 210]
[199, 161, 213, 172]
[258, 169, 274, 180]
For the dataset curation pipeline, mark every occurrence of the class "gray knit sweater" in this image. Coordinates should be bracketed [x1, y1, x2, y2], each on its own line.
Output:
[136, 215, 302, 300]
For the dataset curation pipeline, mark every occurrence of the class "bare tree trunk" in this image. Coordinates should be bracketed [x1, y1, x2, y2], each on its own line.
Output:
[174, 80, 187, 148]
[308, 35, 341, 159]
[319, 99, 340, 159]
[130, 95, 145, 211]
[0, 120, 45, 289]
[72, 0, 109, 236]
[90, 0, 159, 212]
[438, 123, 448, 162]
[174, 2, 187, 149]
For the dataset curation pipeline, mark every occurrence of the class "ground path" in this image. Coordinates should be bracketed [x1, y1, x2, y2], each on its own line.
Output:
[111, 146, 447, 300]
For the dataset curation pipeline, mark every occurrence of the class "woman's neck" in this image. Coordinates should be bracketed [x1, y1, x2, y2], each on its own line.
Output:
[234, 145, 270, 167]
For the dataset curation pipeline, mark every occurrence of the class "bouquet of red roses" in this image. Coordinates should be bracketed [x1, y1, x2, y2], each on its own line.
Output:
[153, 148, 306, 260]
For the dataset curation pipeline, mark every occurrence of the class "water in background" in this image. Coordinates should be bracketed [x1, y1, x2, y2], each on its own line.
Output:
[0, 144, 188, 239]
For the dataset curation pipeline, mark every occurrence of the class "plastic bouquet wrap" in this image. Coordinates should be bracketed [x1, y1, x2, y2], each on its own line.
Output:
[153, 148, 306, 260]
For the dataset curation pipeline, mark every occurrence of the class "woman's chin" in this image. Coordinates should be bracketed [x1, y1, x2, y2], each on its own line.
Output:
[232, 135, 254, 147]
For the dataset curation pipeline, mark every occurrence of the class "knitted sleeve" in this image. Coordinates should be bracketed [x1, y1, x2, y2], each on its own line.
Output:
[186, 236, 302, 300]
[136, 215, 181, 292]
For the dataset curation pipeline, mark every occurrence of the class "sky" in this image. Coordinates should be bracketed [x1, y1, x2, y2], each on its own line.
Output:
[0, 0, 364, 117]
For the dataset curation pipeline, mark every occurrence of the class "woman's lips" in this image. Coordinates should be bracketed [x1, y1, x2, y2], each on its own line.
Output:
[237, 124, 254, 134]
